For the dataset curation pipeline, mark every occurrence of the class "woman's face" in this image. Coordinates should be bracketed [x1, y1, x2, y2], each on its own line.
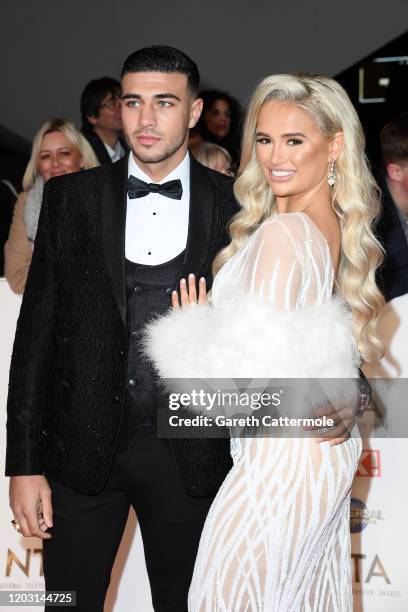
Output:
[255, 101, 339, 202]
[211, 152, 233, 176]
[204, 99, 231, 139]
[38, 131, 83, 182]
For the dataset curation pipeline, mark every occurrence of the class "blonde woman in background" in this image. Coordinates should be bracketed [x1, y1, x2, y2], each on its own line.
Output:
[146, 74, 384, 610]
[190, 141, 234, 176]
[4, 118, 99, 294]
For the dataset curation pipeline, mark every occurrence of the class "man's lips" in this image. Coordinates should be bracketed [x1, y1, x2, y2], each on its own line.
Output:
[136, 135, 160, 146]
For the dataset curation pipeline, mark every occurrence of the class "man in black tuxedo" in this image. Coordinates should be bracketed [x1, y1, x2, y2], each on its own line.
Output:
[6, 46, 236, 611]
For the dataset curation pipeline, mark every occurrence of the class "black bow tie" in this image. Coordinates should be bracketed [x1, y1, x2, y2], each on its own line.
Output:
[127, 175, 183, 200]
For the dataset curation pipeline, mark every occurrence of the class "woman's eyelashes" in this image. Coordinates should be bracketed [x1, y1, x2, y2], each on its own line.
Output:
[255, 136, 303, 145]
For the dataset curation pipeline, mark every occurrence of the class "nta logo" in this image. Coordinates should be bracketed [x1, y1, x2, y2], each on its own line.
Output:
[356, 450, 381, 477]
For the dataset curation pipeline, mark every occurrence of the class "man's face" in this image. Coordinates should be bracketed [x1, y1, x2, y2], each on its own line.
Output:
[121, 71, 202, 165]
[89, 91, 122, 132]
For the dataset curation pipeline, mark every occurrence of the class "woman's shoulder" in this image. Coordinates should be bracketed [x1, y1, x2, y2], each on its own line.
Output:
[256, 212, 319, 244]
[12, 191, 27, 217]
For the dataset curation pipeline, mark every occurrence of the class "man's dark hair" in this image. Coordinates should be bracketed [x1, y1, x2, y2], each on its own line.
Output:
[80, 77, 121, 131]
[381, 113, 408, 166]
[121, 46, 200, 96]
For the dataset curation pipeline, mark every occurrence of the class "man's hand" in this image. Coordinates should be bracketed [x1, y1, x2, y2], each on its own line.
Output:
[309, 401, 356, 447]
[9, 475, 53, 539]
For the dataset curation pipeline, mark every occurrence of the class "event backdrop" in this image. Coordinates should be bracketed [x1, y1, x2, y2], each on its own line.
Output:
[2, 0, 408, 142]
[0, 278, 407, 610]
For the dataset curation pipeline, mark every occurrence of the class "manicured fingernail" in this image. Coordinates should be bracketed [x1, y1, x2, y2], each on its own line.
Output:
[189, 273, 195, 279]
[181, 278, 186, 284]
[200, 277, 205, 283]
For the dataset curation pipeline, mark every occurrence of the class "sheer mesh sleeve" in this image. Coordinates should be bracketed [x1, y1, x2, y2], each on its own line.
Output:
[241, 213, 334, 310]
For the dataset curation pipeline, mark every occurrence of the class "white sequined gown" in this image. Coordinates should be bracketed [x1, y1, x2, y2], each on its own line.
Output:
[187, 212, 362, 612]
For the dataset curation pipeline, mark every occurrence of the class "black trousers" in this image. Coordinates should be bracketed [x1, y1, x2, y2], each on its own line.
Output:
[42, 427, 214, 611]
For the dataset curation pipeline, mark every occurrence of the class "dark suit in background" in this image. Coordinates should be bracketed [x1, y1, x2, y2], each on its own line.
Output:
[81, 127, 127, 165]
[376, 174, 408, 302]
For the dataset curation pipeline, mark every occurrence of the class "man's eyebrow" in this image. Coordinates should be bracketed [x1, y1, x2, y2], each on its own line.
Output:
[155, 93, 181, 101]
[121, 93, 181, 101]
[121, 93, 139, 100]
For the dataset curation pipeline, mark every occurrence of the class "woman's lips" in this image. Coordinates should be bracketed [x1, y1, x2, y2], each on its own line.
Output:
[268, 169, 296, 182]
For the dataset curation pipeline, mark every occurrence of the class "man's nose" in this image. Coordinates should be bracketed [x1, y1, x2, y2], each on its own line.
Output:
[139, 105, 156, 127]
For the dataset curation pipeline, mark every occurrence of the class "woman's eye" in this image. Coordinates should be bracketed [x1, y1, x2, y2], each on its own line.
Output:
[287, 139, 302, 146]
[60, 151, 71, 157]
[256, 138, 270, 145]
[40, 154, 50, 160]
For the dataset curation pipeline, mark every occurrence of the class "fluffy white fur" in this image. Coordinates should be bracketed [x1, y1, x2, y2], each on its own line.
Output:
[143, 296, 361, 416]
[144, 296, 360, 379]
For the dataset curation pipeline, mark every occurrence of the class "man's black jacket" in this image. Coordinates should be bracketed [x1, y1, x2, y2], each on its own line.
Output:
[5, 156, 237, 495]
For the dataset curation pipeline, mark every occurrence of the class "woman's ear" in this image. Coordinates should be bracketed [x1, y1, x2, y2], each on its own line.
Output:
[329, 131, 345, 162]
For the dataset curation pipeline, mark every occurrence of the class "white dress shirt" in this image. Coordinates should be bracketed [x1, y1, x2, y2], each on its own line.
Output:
[125, 152, 190, 265]
[104, 140, 125, 163]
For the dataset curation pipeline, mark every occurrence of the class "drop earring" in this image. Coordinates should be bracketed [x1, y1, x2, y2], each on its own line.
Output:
[328, 160, 336, 186]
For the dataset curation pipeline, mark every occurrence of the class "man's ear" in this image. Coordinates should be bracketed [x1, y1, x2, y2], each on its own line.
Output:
[386, 162, 403, 183]
[87, 115, 98, 127]
[189, 98, 203, 129]
[328, 131, 345, 162]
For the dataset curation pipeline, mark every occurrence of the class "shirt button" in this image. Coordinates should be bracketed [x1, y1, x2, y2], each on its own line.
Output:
[128, 379, 136, 387]
[148, 251, 152, 255]
[134, 285, 143, 294]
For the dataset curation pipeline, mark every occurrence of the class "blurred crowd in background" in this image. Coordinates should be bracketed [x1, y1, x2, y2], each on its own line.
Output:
[1, 67, 407, 307]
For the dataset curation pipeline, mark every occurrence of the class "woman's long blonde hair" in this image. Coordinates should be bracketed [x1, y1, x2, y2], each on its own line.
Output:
[213, 74, 384, 363]
[23, 118, 99, 191]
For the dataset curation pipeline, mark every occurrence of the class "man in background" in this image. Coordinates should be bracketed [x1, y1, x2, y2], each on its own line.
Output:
[377, 113, 408, 301]
[81, 76, 126, 164]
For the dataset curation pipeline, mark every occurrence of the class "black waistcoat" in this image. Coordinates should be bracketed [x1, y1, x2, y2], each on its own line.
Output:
[117, 250, 185, 449]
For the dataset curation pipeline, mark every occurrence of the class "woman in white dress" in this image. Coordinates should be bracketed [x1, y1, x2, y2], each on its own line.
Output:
[145, 74, 384, 611]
